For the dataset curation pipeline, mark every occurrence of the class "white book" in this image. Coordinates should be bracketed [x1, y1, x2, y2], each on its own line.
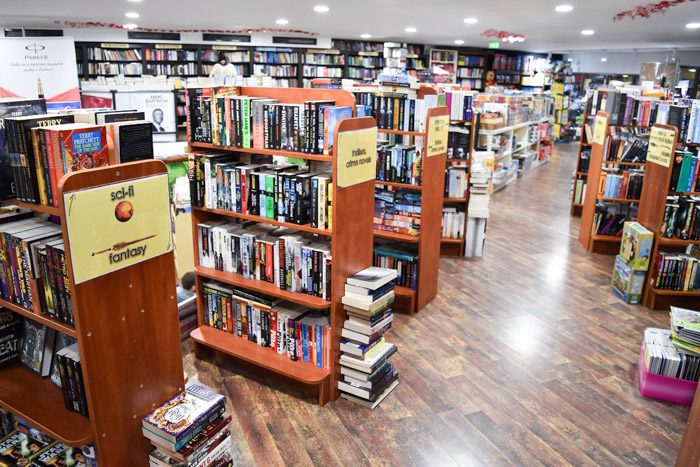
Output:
[340, 379, 399, 409]
[346, 267, 397, 290]
[344, 314, 393, 336]
[340, 342, 395, 371]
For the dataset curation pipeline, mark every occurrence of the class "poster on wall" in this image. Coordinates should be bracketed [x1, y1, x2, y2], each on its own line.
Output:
[114, 90, 176, 142]
[0, 37, 80, 110]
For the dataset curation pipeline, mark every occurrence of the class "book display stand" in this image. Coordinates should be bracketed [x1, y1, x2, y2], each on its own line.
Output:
[1, 161, 185, 466]
[374, 89, 448, 313]
[570, 108, 590, 216]
[187, 87, 376, 405]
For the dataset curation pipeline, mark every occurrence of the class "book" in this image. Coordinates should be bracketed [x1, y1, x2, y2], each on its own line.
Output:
[341, 289, 395, 310]
[346, 267, 398, 290]
[0, 430, 52, 465]
[148, 415, 232, 462]
[106, 120, 154, 164]
[340, 342, 397, 373]
[323, 106, 353, 154]
[142, 384, 226, 449]
[20, 320, 56, 376]
[30, 442, 91, 466]
[340, 379, 400, 409]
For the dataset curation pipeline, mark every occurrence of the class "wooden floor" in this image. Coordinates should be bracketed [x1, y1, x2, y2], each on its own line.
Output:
[183, 143, 690, 466]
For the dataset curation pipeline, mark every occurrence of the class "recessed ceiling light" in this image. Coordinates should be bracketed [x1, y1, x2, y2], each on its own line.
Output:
[555, 4, 573, 12]
[454, 39, 464, 45]
[360, 33, 372, 39]
[405, 26, 417, 33]
[123, 23, 138, 29]
[313, 5, 329, 13]
[275, 18, 289, 25]
[686, 22, 700, 29]
[125, 11, 140, 18]
[690, 68, 697, 72]
[622, 74, 628, 77]
[601, 57, 608, 62]
[567, 58, 573, 62]
[126, 0, 142, 2]
[581, 29, 595, 35]
[463, 17, 478, 24]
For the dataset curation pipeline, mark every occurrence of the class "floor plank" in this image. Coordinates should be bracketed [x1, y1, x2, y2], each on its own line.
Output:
[184, 143, 688, 465]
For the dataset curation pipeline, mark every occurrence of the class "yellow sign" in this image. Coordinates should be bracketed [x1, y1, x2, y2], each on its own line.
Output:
[647, 126, 676, 168]
[212, 45, 238, 51]
[427, 115, 449, 157]
[63, 174, 173, 284]
[358, 51, 379, 57]
[155, 44, 183, 50]
[100, 43, 130, 49]
[592, 115, 608, 146]
[336, 128, 378, 188]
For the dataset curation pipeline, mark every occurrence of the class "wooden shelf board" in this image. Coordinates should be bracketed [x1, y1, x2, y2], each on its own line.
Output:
[193, 206, 331, 236]
[0, 365, 93, 446]
[658, 237, 700, 246]
[443, 198, 467, 203]
[576, 171, 588, 176]
[189, 142, 335, 162]
[648, 288, 700, 297]
[0, 298, 76, 338]
[377, 129, 427, 136]
[190, 326, 329, 384]
[598, 197, 640, 203]
[591, 234, 621, 242]
[572, 203, 583, 207]
[195, 265, 331, 310]
[7, 199, 60, 216]
[601, 160, 646, 166]
[375, 180, 422, 191]
[393, 285, 416, 298]
[441, 237, 464, 244]
[373, 229, 420, 243]
[670, 191, 700, 196]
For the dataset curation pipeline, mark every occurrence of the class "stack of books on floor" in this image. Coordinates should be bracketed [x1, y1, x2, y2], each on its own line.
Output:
[338, 267, 399, 409]
[144, 384, 233, 466]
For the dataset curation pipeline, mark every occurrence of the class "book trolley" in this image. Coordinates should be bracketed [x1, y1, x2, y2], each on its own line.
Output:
[374, 87, 448, 313]
[187, 87, 377, 405]
[1, 161, 185, 466]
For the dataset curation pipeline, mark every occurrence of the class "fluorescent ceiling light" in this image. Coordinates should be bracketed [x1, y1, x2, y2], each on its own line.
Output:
[567, 58, 573, 62]
[581, 29, 595, 35]
[123, 23, 138, 29]
[555, 4, 573, 12]
[313, 5, 329, 13]
[601, 57, 607, 62]
[686, 22, 700, 29]
[275, 18, 289, 25]
[405, 26, 417, 33]
[463, 17, 478, 24]
[454, 39, 464, 45]
[126, 0, 142, 2]
[125, 11, 140, 18]
[360, 33, 372, 39]
[690, 68, 697, 72]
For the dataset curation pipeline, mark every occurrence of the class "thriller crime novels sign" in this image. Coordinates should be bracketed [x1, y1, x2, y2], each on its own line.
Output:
[336, 127, 378, 188]
[63, 173, 173, 284]
[427, 114, 449, 157]
[592, 114, 608, 146]
[647, 126, 676, 168]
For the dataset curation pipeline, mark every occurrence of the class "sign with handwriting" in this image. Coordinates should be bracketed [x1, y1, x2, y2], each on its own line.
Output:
[592, 114, 608, 146]
[647, 126, 676, 168]
[336, 128, 378, 187]
[427, 115, 449, 157]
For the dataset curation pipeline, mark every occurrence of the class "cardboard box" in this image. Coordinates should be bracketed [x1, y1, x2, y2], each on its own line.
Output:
[619, 221, 654, 271]
[612, 255, 646, 304]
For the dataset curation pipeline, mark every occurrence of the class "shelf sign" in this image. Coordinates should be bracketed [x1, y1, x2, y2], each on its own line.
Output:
[488, 42, 500, 49]
[336, 127, 378, 187]
[647, 126, 676, 168]
[100, 43, 130, 49]
[63, 173, 173, 284]
[212, 45, 238, 51]
[427, 114, 449, 157]
[358, 51, 379, 57]
[155, 44, 182, 50]
[592, 114, 608, 146]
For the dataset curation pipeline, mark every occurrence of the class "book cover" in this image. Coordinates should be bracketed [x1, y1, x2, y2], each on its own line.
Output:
[0, 430, 52, 465]
[20, 320, 56, 376]
[59, 125, 109, 173]
[0, 309, 22, 368]
[323, 106, 353, 155]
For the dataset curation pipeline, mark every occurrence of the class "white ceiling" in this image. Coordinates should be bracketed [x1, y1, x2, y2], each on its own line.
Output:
[2, 0, 700, 53]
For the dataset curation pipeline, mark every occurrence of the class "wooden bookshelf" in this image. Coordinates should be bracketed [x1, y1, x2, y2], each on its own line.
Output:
[0, 161, 185, 464]
[187, 86, 376, 404]
[636, 124, 699, 310]
[374, 100, 449, 313]
[570, 107, 589, 216]
[0, 297, 77, 338]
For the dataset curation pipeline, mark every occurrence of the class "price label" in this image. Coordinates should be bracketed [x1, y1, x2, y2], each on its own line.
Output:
[427, 114, 449, 157]
[647, 126, 677, 168]
[592, 114, 608, 146]
[336, 128, 378, 188]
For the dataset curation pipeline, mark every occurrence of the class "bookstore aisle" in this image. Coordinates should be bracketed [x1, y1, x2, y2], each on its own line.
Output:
[183, 143, 687, 466]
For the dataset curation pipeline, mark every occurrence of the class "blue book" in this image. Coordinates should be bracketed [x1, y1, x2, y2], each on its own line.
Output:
[323, 106, 353, 155]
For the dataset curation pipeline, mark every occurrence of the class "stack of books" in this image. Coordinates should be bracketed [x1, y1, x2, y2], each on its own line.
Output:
[144, 384, 233, 466]
[338, 267, 399, 408]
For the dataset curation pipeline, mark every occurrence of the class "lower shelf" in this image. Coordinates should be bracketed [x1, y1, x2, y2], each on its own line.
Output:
[393, 285, 416, 299]
[441, 237, 464, 244]
[373, 229, 420, 243]
[0, 365, 93, 446]
[190, 326, 329, 384]
[648, 288, 700, 297]
[591, 234, 622, 242]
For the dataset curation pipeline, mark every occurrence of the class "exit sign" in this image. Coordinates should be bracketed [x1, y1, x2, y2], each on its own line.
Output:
[488, 41, 500, 49]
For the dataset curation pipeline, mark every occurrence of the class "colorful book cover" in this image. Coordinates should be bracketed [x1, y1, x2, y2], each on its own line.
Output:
[59, 125, 108, 174]
[31, 442, 90, 466]
[323, 106, 353, 155]
[0, 430, 52, 465]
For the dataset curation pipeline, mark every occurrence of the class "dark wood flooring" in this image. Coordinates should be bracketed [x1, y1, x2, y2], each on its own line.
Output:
[184, 143, 690, 466]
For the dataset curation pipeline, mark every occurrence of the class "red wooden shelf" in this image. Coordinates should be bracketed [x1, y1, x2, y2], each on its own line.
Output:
[377, 129, 426, 136]
[190, 326, 329, 384]
[598, 197, 640, 203]
[189, 142, 335, 162]
[0, 298, 76, 338]
[443, 197, 467, 203]
[375, 180, 422, 191]
[0, 366, 93, 446]
[576, 171, 588, 176]
[373, 229, 420, 243]
[193, 206, 331, 236]
[601, 160, 646, 166]
[441, 237, 464, 244]
[7, 199, 60, 216]
[195, 265, 331, 310]
[658, 237, 700, 246]
[648, 288, 700, 297]
[393, 285, 416, 298]
[591, 234, 621, 242]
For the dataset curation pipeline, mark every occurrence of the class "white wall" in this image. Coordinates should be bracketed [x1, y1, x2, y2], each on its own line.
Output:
[566, 50, 700, 74]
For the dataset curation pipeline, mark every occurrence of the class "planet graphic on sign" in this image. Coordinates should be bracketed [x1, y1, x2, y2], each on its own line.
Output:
[115, 201, 134, 222]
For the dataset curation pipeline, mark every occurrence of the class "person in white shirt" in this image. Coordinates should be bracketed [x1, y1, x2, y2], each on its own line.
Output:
[209, 53, 237, 85]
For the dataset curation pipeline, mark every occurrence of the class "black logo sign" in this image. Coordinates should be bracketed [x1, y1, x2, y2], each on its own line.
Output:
[25, 43, 45, 53]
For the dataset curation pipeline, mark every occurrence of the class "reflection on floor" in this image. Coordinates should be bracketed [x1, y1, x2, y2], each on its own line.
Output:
[184, 142, 688, 466]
